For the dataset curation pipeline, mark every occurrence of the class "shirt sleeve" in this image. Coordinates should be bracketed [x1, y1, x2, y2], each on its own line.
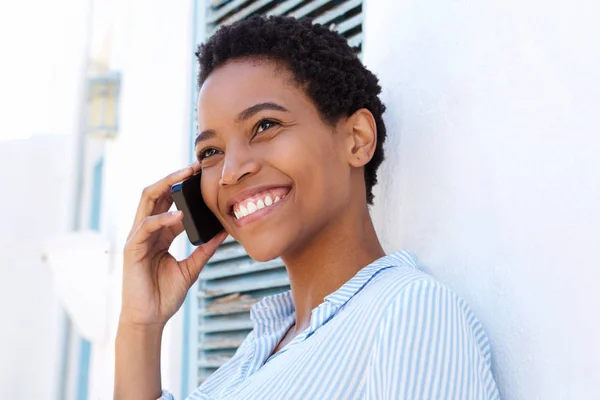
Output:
[156, 389, 174, 400]
[156, 388, 215, 400]
[365, 278, 500, 400]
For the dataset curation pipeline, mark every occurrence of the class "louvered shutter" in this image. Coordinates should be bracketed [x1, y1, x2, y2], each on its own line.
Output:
[197, 237, 288, 383]
[205, 0, 363, 57]
[196, 0, 364, 386]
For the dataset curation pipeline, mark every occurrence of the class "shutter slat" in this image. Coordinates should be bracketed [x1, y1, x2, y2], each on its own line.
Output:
[207, 0, 252, 24]
[266, 0, 304, 16]
[334, 12, 362, 36]
[200, 293, 259, 316]
[347, 31, 363, 48]
[199, 318, 254, 333]
[198, 356, 232, 368]
[209, 242, 248, 262]
[210, 0, 232, 8]
[289, 0, 332, 19]
[201, 257, 284, 280]
[312, 0, 361, 25]
[201, 338, 246, 350]
[200, 269, 289, 298]
[200, 302, 256, 317]
[218, 0, 276, 27]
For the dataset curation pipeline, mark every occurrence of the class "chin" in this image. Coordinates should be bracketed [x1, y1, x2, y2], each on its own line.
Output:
[242, 244, 281, 263]
[238, 234, 287, 262]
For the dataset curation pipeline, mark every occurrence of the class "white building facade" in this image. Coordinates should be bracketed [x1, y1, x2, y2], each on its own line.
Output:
[45, 0, 600, 399]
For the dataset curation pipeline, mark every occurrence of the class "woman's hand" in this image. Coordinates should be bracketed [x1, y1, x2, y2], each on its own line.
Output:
[120, 161, 227, 328]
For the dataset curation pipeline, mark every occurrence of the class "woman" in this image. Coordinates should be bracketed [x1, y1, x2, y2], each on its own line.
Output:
[115, 15, 500, 400]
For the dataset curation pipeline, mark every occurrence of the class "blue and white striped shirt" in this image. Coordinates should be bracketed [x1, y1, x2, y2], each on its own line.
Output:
[161, 250, 500, 399]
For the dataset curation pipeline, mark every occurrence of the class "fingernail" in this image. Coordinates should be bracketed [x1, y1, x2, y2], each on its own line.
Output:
[170, 210, 182, 216]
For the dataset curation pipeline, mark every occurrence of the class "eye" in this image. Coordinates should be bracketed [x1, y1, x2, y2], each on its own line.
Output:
[197, 147, 220, 160]
[255, 119, 279, 135]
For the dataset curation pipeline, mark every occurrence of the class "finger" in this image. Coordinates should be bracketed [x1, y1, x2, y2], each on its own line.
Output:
[134, 166, 193, 223]
[126, 193, 176, 241]
[129, 166, 194, 238]
[155, 163, 202, 236]
[182, 230, 228, 281]
[127, 210, 184, 248]
[167, 219, 185, 239]
[155, 193, 175, 215]
[190, 159, 201, 174]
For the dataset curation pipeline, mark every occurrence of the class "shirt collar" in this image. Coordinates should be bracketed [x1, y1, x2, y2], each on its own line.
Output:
[249, 250, 419, 334]
[323, 250, 419, 307]
[250, 290, 295, 331]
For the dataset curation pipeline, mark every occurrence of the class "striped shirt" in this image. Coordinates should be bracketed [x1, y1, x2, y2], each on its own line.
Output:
[160, 250, 500, 399]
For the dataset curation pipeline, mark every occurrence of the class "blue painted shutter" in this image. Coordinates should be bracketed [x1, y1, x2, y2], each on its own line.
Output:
[197, 239, 288, 382]
[205, 0, 363, 57]
[196, 0, 364, 385]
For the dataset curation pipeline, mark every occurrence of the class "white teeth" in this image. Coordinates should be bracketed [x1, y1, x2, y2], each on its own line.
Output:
[234, 192, 288, 220]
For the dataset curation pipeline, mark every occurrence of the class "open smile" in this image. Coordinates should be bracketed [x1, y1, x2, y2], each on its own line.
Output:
[229, 186, 291, 227]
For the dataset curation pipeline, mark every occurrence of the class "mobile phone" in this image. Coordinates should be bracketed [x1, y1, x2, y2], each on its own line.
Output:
[171, 171, 224, 245]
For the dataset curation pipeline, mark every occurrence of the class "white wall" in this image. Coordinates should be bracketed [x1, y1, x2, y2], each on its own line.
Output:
[0, 0, 91, 142]
[87, 0, 196, 399]
[365, 0, 600, 399]
[0, 1, 92, 397]
[0, 136, 73, 400]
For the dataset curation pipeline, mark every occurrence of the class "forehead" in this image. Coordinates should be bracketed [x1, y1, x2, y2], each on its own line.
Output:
[196, 59, 305, 123]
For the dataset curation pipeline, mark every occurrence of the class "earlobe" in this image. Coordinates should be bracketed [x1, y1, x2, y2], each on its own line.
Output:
[347, 108, 377, 168]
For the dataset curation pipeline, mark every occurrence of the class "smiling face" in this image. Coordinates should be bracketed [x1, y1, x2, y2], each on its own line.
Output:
[195, 58, 366, 261]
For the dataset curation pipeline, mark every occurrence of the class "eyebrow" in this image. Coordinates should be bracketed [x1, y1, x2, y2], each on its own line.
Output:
[194, 129, 216, 147]
[194, 102, 289, 147]
[236, 102, 288, 122]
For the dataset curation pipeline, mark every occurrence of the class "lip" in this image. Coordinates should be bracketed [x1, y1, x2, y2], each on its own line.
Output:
[224, 184, 292, 224]
[231, 188, 291, 228]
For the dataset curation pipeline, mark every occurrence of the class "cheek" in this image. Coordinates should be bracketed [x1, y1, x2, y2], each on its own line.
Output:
[265, 129, 326, 176]
[265, 128, 346, 204]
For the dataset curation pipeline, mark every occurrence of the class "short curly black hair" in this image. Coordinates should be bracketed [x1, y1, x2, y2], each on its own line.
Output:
[195, 15, 386, 205]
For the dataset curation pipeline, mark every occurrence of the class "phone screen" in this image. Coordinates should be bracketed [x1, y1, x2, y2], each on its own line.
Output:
[171, 172, 224, 245]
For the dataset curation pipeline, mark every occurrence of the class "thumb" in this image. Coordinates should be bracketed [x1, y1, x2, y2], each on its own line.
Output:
[183, 231, 228, 281]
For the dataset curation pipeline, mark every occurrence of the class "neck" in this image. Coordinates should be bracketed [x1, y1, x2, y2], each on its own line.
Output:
[280, 204, 385, 334]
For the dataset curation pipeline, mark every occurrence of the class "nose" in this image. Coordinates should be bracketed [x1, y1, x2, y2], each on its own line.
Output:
[219, 143, 261, 186]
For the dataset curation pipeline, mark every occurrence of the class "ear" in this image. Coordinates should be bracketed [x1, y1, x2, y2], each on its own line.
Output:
[343, 108, 377, 168]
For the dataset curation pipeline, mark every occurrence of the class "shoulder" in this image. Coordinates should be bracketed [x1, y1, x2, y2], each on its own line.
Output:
[367, 252, 475, 321]
[364, 262, 500, 398]
[375, 269, 479, 334]
[362, 252, 443, 310]
[366, 258, 494, 368]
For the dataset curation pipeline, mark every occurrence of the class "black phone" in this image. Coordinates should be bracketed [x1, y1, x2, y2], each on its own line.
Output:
[171, 171, 224, 245]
